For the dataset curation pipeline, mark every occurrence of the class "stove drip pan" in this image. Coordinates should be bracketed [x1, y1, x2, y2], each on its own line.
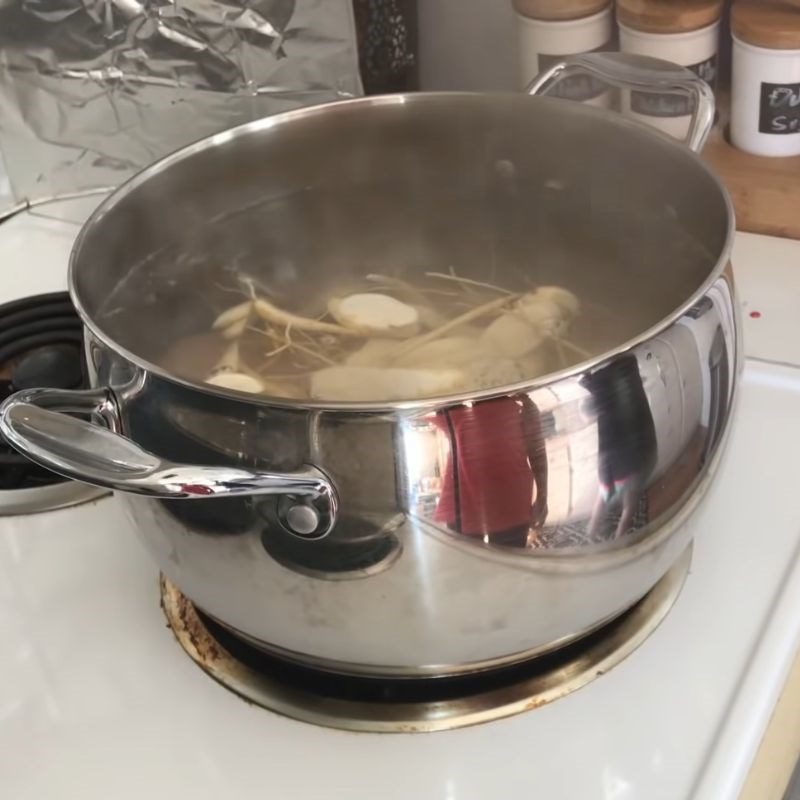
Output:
[0, 291, 106, 514]
[161, 545, 691, 733]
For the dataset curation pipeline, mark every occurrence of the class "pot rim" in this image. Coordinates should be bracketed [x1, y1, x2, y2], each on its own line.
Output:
[69, 91, 736, 413]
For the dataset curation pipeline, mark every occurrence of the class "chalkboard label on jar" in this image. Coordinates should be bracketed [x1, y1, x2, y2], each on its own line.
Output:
[630, 55, 717, 118]
[690, 54, 718, 88]
[758, 83, 800, 135]
[538, 46, 610, 103]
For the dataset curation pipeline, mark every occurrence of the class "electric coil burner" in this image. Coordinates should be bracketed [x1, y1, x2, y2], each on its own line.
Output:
[0, 291, 106, 513]
[161, 545, 692, 733]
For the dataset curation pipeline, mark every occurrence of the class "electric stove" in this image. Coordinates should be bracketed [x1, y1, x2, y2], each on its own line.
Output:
[1, 198, 799, 800]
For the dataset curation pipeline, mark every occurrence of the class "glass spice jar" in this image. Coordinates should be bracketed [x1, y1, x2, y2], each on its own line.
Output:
[730, 0, 800, 157]
[513, 0, 615, 105]
[617, 0, 723, 140]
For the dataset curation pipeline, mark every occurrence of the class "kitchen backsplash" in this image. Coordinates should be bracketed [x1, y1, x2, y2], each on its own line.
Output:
[419, 0, 517, 91]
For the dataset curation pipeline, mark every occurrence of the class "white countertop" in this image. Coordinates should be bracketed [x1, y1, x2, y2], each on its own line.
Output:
[735, 232, 800, 368]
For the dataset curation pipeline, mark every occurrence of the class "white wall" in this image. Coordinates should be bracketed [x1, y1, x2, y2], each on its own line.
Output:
[418, 0, 517, 91]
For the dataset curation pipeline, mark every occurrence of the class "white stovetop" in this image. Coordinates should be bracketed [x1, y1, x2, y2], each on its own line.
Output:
[1, 201, 800, 800]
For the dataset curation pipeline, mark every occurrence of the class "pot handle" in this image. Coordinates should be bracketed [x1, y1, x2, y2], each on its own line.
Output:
[526, 52, 716, 153]
[0, 387, 338, 538]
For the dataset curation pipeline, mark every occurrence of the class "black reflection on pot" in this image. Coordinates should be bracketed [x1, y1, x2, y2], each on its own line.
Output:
[705, 324, 730, 461]
[695, 295, 731, 465]
[581, 355, 658, 542]
[260, 513, 402, 580]
[432, 395, 548, 548]
[159, 497, 256, 536]
[123, 385, 261, 537]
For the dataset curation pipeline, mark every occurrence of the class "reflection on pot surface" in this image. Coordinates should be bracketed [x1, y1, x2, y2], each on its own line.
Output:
[404, 274, 736, 552]
[582, 355, 658, 542]
[423, 394, 548, 549]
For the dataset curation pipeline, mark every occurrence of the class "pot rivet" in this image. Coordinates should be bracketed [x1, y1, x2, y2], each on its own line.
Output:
[284, 503, 321, 537]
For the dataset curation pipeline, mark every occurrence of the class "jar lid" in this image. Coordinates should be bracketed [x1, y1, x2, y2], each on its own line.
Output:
[513, 0, 611, 22]
[617, 0, 724, 34]
[732, 0, 800, 50]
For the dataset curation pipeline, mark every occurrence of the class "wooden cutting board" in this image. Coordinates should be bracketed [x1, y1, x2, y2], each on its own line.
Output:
[702, 130, 800, 241]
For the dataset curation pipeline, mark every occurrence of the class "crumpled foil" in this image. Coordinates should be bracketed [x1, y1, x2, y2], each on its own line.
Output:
[0, 0, 362, 211]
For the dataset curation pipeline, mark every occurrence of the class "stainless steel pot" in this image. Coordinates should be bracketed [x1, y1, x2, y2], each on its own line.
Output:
[0, 54, 739, 678]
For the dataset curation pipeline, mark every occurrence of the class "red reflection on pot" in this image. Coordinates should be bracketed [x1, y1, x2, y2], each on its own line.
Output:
[431, 395, 548, 548]
[180, 483, 214, 496]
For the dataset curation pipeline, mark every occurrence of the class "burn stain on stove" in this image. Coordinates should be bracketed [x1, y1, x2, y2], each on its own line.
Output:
[160, 545, 693, 733]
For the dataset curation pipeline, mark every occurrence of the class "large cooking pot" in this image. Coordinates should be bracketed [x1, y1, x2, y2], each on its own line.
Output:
[0, 54, 738, 678]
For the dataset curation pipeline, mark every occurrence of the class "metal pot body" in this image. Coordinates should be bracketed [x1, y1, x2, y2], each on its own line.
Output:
[0, 55, 740, 676]
[83, 278, 738, 676]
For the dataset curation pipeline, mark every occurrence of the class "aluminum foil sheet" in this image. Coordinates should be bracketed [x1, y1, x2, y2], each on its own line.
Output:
[0, 0, 362, 211]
